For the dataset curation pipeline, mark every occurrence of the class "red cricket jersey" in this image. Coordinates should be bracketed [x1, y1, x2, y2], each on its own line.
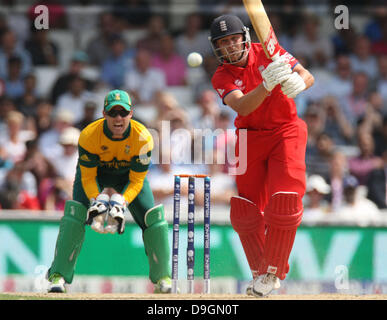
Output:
[212, 43, 299, 130]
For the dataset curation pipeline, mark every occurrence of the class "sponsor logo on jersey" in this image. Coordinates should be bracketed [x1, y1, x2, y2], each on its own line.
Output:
[234, 79, 245, 90]
[101, 145, 108, 151]
[124, 145, 130, 154]
[80, 154, 90, 161]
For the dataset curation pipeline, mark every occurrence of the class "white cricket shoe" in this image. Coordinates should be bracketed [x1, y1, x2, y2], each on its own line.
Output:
[47, 273, 66, 293]
[252, 273, 280, 297]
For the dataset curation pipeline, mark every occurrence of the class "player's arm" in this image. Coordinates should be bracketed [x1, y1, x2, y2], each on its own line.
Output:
[78, 143, 101, 201]
[224, 86, 269, 116]
[292, 63, 314, 90]
[122, 151, 152, 203]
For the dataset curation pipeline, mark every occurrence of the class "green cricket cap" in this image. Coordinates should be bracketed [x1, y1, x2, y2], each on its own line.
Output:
[104, 89, 132, 112]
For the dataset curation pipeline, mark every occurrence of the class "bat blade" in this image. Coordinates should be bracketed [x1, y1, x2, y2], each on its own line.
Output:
[242, 0, 280, 60]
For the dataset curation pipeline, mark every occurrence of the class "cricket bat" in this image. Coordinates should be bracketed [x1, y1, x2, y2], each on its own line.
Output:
[242, 0, 281, 60]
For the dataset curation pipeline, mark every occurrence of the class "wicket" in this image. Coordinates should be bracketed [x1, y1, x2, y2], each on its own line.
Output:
[172, 174, 211, 294]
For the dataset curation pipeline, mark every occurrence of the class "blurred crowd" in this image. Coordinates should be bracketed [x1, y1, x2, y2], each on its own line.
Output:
[0, 0, 385, 225]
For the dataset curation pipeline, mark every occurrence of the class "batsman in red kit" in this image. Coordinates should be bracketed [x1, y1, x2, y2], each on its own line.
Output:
[209, 15, 314, 297]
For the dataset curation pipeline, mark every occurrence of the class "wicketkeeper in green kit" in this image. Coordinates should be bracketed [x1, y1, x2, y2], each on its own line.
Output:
[46, 89, 172, 293]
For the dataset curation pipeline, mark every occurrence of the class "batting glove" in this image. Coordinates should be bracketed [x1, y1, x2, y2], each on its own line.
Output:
[261, 56, 292, 92]
[280, 72, 306, 98]
[86, 194, 110, 233]
[105, 193, 127, 235]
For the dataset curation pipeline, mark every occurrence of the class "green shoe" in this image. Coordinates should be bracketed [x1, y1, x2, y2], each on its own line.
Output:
[47, 273, 66, 293]
[154, 277, 173, 293]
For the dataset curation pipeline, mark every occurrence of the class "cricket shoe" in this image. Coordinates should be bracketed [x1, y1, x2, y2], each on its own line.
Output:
[252, 273, 280, 297]
[246, 279, 254, 296]
[154, 277, 173, 293]
[47, 273, 66, 293]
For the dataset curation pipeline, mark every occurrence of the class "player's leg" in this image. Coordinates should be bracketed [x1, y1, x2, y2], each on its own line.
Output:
[127, 178, 172, 292]
[47, 167, 91, 292]
[254, 120, 307, 297]
[233, 131, 269, 293]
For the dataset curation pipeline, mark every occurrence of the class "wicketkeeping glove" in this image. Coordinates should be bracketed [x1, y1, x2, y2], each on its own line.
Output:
[86, 194, 110, 233]
[104, 193, 127, 235]
[280, 72, 306, 98]
[261, 56, 292, 92]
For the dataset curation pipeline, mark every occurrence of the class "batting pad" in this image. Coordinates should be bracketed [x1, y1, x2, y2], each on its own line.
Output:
[230, 196, 265, 278]
[260, 192, 303, 280]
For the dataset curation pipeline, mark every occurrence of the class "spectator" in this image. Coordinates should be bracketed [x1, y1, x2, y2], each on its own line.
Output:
[150, 90, 189, 129]
[373, 115, 387, 157]
[15, 73, 39, 118]
[358, 91, 385, 135]
[175, 13, 212, 59]
[329, 151, 349, 212]
[367, 148, 387, 209]
[371, 19, 387, 56]
[303, 103, 325, 147]
[306, 133, 335, 181]
[303, 174, 331, 219]
[341, 72, 371, 126]
[33, 99, 54, 136]
[325, 55, 353, 100]
[47, 126, 80, 184]
[136, 14, 167, 55]
[364, 3, 387, 43]
[86, 12, 119, 66]
[24, 28, 58, 66]
[320, 96, 354, 146]
[0, 29, 32, 79]
[348, 130, 383, 185]
[349, 35, 378, 80]
[0, 162, 40, 210]
[0, 110, 35, 164]
[337, 175, 380, 226]
[112, 0, 152, 29]
[4, 55, 24, 99]
[38, 109, 74, 159]
[376, 54, 387, 103]
[331, 24, 357, 56]
[50, 50, 93, 105]
[192, 89, 220, 130]
[22, 139, 57, 208]
[75, 101, 97, 130]
[0, 97, 16, 137]
[100, 34, 135, 89]
[292, 13, 333, 68]
[151, 33, 187, 86]
[124, 48, 166, 105]
[56, 75, 95, 123]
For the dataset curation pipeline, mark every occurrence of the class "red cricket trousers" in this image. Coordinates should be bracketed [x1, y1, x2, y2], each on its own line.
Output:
[235, 117, 307, 212]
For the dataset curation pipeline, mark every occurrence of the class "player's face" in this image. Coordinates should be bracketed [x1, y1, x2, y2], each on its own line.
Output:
[216, 34, 246, 64]
[104, 106, 132, 137]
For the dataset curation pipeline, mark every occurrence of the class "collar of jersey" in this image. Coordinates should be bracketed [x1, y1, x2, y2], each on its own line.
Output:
[103, 120, 131, 141]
